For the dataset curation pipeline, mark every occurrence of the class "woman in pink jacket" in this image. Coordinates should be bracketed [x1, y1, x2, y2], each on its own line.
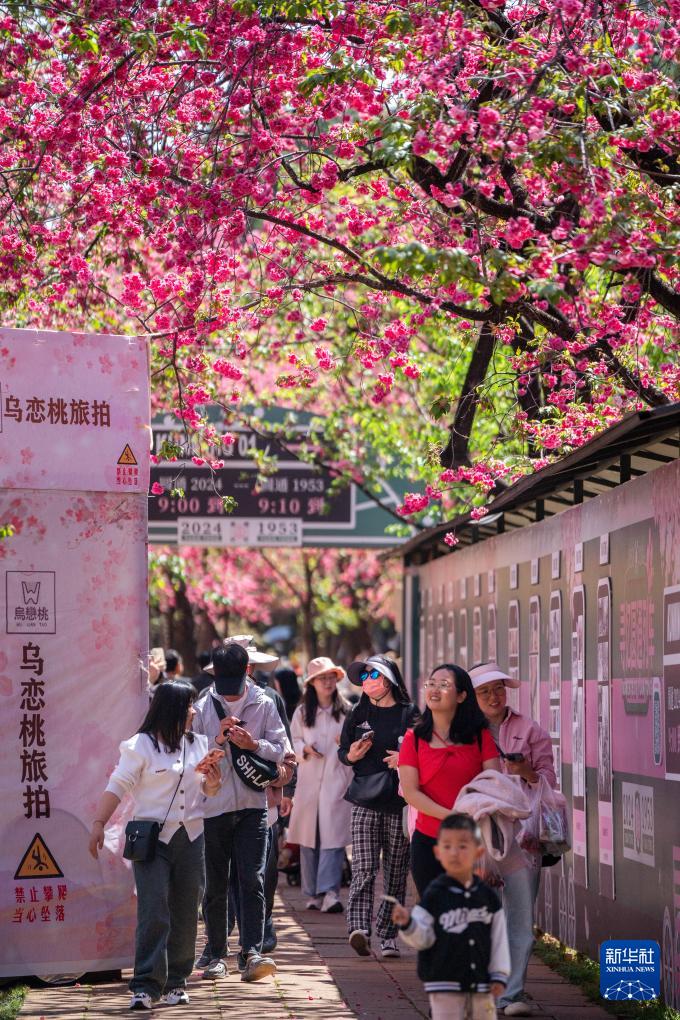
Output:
[470, 662, 556, 1018]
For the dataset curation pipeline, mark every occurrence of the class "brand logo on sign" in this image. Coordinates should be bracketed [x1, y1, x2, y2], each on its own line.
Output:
[600, 940, 659, 1001]
[6, 571, 56, 635]
[21, 581, 41, 604]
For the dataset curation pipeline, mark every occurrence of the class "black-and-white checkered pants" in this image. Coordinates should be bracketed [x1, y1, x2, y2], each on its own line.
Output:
[346, 805, 410, 941]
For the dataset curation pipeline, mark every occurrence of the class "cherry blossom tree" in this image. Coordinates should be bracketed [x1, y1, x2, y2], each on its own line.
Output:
[1, 0, 678, 524]
[149, 544, 399, 665]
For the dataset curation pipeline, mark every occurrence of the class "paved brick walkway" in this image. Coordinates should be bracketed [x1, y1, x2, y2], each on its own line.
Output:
[18, 879, 612, 1020]
[279, 880, 612, 1020]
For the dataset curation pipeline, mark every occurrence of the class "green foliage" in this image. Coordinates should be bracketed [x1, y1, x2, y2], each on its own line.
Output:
[0, 985, 27, 1020]
[534, 934, 680, 1020]
[0, 523, 15, 541]
[233, 0, 341, 17]
[158, 440, 183, 461]
[373, 242, 482, 288]
[299, 61, 377, 99]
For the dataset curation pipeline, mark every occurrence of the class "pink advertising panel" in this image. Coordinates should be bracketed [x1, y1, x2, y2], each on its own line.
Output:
[0, 329, 150, 493]
[406, 455, 680, 1005]
[0, 330, 149, 979]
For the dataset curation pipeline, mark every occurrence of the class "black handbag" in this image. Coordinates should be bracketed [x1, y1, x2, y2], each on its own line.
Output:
[210, 695, 278, 791]
[123, 741, 185, 863]
[123, 819, 161, 862]
[343, 703, 412, 811]
[344, 769, 399, 810]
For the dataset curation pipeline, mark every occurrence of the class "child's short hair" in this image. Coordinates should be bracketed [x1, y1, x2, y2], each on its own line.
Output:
[438, 813, 482, 842]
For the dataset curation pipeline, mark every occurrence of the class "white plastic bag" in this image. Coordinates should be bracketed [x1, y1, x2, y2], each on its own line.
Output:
[518, 776, 570, 857]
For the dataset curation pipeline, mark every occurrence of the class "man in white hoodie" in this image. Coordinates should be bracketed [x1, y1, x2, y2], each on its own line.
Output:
[192, 642, 287, 983]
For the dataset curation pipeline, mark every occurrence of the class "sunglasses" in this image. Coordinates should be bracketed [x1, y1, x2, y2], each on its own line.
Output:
[359, 668, 383, 682]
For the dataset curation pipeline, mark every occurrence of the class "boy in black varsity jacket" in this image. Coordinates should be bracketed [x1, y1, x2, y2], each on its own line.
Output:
[392, 814, 510, 1020]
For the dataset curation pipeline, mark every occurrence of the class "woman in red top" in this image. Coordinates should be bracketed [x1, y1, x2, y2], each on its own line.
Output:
[399, 662, 500, 895]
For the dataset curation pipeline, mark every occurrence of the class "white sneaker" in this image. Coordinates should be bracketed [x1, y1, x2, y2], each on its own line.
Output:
[201, 958, 227, 980]
[320, 890, 343, 914]
[162, 988, 189, 1006]
[504, 1002, 534, 1016]
[305, 895, 323, 910]
[129, 993, 153, 1010]
[380, 938, 400, 958]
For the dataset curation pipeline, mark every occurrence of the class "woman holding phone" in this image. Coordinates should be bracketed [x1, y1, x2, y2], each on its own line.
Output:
[89, 680, 222, 1010]
[471, 662, 557, 1017]
[287, 657, 352, 913]
[339, 655, 418, 959]
[398, 662, 499, 897]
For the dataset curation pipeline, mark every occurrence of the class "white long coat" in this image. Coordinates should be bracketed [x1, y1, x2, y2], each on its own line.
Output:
[287, 702, 353, 850]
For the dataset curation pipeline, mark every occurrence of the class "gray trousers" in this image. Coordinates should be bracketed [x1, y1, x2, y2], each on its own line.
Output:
[131, 827, 205, 998]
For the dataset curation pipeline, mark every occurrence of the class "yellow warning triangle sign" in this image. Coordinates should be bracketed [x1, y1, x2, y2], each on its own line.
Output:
[117, 444, 137, 466]
[14, 833, 63, 880]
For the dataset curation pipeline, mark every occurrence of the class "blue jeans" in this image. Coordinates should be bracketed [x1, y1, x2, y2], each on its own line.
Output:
[300, 844, 345, 897]
[204, 809, 268, 959]
[499, 865, 541, 1006]
[131, 827, 204, 998]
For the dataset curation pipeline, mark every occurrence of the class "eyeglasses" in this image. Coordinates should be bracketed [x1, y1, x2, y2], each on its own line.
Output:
[475, 684, 505, 699]
[359, 668, 383, 682]
[423, 679, 455, 690]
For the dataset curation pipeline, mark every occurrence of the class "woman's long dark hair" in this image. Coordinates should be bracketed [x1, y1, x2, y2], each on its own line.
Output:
[303, 679, 349, 728]
[414, 663, 488, 745]
[139, 679, 197, 752]
[358, 655, 412, 707]
[275, 667, 302, 721]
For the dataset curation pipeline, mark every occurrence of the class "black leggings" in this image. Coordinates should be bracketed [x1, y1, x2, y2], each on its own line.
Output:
[410, 829, 444, 897]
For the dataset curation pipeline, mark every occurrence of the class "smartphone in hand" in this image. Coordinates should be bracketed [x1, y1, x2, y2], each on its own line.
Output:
[501, 751, 525, 763]
[195, 748, 225, 774]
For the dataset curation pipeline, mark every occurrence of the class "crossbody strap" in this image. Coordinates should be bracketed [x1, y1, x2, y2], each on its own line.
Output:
[159, 739, 185, 832]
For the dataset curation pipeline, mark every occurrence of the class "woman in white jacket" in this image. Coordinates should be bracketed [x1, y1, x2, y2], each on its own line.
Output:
[89, 680, 222, 1010]
[287, 657, 353, 913]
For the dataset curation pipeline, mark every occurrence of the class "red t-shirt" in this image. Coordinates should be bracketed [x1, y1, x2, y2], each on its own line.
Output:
[399, 727, 498, 838]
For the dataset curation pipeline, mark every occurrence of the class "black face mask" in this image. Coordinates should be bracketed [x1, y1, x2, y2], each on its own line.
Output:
[214, 674, 246, 697]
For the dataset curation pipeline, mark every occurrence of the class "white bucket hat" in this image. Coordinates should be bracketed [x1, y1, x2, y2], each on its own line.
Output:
[205, 634, 279, 674]
[468, 661, 520, 689]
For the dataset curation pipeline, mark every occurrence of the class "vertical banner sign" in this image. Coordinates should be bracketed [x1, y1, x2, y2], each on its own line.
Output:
[488, 603, 497, 662]
[446, 610, 455, 663]
[507, 600, 520, 711]
[572, 585, 588, 887]
[549, 591, 562, 790]
[458, 608, 469, 669]
[0, 329, 150, 979]
[597, 578, 615, 899]
[664, 586, 680, 781]
[529, 596, 540, 723]
[473, 606, 482, 667]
